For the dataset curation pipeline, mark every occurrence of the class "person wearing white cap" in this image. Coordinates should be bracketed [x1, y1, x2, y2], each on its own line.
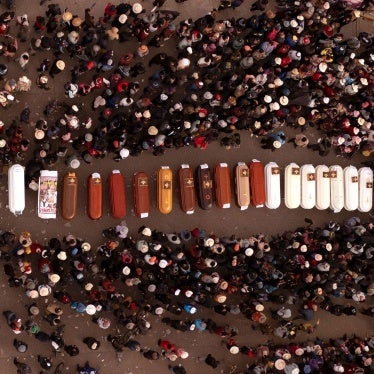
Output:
[269, 102, 280, 111]
[264, 95, 272, 103]
[83, 336, 101, 350]
[26, 289, 39, 299]
[183, 303, 197, 314]
[176, 348, 189, 359]
[120, 265, 130, 276]
[49, 59, 65, 78]
[154, 306, 164, 315]
[280, 96, 289, 105]
[48, 273, 60, 284]
[319, 62, 328, 72]
[38, 284, 51, 297]
[288, 50, 302, 61]
[159, 259, 169, 268]
[273, 56, 282, 66]
[132, 3, 143, 14]
[275, 306, 292, 319]
[226, 339, 239, 354]
[177, 57, 191, 71]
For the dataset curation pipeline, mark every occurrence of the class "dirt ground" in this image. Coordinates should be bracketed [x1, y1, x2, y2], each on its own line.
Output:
[0, 0, 372, 373]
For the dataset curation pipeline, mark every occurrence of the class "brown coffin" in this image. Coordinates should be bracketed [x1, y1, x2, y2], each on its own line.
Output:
[133, 171, 150, 218]
[87, 172, 102, 220]
[196, 163, 213, 210]
[108, 170, 126, 219]
[214, 163, 231, 208]
[61, 172, 78, 220]
[249, 159, 266, 207]
[235, 162, 250, 209]
[157, 166, 173, 214]
[178, 164, 196, 214]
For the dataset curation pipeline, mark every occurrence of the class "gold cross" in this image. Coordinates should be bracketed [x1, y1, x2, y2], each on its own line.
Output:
[292, 168, 300, 175]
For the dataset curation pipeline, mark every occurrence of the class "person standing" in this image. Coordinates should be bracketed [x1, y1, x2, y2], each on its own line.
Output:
[49, 59, 65, 78]
[168, 364, 187, 374]
[143, 349, 160, 360]
[205, 353, 219, 368]
[64, 344, 79, 356]
[13, 358, 32, 374]
[16, 52, 30, 70]
[288, 133, 309, 148]
[13, 339, 28, 353]
[83, 337, 101, 350]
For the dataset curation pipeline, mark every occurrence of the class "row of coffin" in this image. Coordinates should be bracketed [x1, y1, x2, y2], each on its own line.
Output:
[7, 162, 373, 219]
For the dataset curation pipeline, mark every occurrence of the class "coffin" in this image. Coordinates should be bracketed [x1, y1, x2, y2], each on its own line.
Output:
[108, 170, 126, 219]
[87, 173, 102, 220]
[235, 162, 250, 210]
[178, 164, 196, 214]
[300, 164, 316, 209]
[133, 171, 150, 218]
[329, 165, 344, 213]
[214, 163, 231, 208]
[344, 166, 359, 211]
[358, 167, 373, 212]
[8, 164, 25, 216]
[264, 162, 281, 209]
[284, 163, 301, 209]
[315, 165, 331, 210]
[157, 166, 173, 214]
[196, 163, 213, 210]
[61, 172, 78, 220]
[249, 159, 266, 207]
[38, 170, 58, 219]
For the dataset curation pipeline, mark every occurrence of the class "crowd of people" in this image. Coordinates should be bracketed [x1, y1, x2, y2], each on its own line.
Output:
[0, 0, 373, 373]
[1, 214, 373, 372]
[0, 0, 372, 168]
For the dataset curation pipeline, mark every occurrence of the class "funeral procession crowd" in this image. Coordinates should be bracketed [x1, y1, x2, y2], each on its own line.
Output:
[0, 0, 372, 373]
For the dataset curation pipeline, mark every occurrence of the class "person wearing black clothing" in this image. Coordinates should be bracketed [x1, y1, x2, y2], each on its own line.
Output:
[83, 337, 101, 350]
[13, 358, 32, 374]
[64, 344, 79, 356]
[37, 355, 52, 370]
[14, 339, 28, 353]
[169, 364, 187, 374]
[143, 349, 160, 360]
[205, 353, 219, 368]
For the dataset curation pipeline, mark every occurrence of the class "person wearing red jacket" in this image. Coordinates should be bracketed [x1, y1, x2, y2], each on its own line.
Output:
[104, 3, 117, 22]
[158, 339, 176, 351]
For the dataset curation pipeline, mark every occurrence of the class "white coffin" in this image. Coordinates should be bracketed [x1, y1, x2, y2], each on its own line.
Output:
[358, 167, 373, 212]
[329, 165, 344, 213]
[315, 165, 331, 210]
[284, 163, 301, 209]
[8, 164, 25, 216]
[300, 164, 316, 209]
[264, 162, 281, 209]
[344, 166, 359, 211]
